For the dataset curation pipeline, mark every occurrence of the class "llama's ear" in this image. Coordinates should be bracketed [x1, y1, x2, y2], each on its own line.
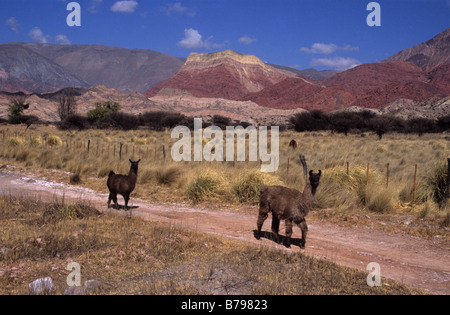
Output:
[129, 159, 133, 163]
[137, 159, 141, 163]
[309, 170, 313, 176]
[318, 170, 322, 176]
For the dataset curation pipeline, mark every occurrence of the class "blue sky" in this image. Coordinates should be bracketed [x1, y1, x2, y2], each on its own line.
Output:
[1, 0, 449, 70]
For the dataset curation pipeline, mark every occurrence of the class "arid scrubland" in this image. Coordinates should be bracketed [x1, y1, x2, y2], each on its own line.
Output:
[0, 194, 426, 295]
[0, 125, 449, 231]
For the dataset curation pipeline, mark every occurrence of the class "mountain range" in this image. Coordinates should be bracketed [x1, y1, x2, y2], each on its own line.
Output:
[0, 28, 449, 123]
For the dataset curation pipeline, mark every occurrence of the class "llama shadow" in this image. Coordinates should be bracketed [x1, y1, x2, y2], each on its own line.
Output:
[253, 230, 303, 248]
[109, 204, 139, 211]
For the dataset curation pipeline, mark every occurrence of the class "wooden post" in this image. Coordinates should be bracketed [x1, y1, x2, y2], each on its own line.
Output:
[412, 164, 418, 203]
[287, 158, 290, 176]
[366, 163, 370, 189]
[443, 158, 450, 208]
[386, 163, 390, 188]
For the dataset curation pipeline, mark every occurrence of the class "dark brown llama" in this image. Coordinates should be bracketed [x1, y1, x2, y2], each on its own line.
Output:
[289, 139, 298, 149]
[256, 155, 321, 249]
[107, 159, 141, 212]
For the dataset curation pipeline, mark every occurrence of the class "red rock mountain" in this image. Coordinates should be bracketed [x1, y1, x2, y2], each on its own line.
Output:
[242, 29, 450, 112]
[145, 50, 299, 100]
[243, 59, 449, 111]
[145, 29, 449, 113]
[382, 28, 450, 69]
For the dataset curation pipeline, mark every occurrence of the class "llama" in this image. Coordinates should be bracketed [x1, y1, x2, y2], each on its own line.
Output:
[289, 139, 298, 149]
[256, 155, 321, 249]
[107, 159, 141, 212]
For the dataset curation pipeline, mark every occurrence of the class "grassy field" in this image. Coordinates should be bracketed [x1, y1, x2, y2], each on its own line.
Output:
[0, 194, 427, 295]
[0, 124, 449, 236]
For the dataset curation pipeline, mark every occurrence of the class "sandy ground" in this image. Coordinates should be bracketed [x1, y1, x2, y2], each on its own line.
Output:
[0, 169, 449, 294]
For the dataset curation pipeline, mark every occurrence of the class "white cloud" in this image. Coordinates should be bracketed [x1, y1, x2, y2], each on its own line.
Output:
[29, 27, 49, 44]
[5, 17, 19, 33]
[164, 2, 195, 17]
[178, 28, 204, 49]
[178, 28, 228, 50]
[301, 43, 359, 55]
[311, 57, 360, 70]
[238, 36, 256, 45]
[55, 35, 71, 45]
[111, 1, 138, 13]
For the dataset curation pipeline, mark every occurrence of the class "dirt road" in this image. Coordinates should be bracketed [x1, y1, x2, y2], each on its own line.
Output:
[1, 169, 449, 294]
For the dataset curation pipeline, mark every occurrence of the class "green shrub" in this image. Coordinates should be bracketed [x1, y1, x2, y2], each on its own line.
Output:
[232, 169, 282, 204]
[186, 170, 225, 202]
[6, 137, 24, 148]
[417, 161, 448, 206]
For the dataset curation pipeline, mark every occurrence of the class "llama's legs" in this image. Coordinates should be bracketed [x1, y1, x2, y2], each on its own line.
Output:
[256, 211, 268, 239]
[271, 216, 281, 244]
[123, 194, 130, 211]
[298, 220, 308, 249]
[109, 193, 118, 209]
[107, 193, 113, 208]
[285, 219, 293, 248]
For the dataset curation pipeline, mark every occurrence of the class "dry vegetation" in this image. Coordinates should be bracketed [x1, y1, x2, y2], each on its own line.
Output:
[0, 195, 426, 295]
[0, 125, 448, 230]
[0, 124, 447, 294]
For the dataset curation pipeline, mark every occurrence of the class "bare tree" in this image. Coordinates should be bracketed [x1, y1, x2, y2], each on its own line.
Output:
[58, 88, 77, 121]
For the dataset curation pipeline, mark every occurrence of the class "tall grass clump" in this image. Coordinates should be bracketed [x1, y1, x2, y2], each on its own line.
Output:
[186, 169, 226, 202]
[6, 137, 24, 148]
[417, 161, 448, 207]
[46, 135, 63, 147]
[315, 164, 393, 213]
[156, 165, 183, 186]
[232, 169, 283, 204]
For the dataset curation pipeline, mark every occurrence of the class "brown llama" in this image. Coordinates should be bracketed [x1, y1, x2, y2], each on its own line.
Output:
[107, 159, 141, 212]
[289, 139, 298, 149]
[256, 155, 321, 249]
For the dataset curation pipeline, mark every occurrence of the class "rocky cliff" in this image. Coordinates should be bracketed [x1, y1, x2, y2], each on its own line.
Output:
[145, 50, 299, 99]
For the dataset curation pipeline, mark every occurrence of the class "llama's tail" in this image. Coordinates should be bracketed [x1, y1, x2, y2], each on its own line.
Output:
[108, 171, 115, 177]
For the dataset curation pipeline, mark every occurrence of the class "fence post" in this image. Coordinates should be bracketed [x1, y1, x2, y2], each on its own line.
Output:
[366, 163, 370, 189]
[443, 158, 450, 209]
[287, 158, 290, 176]
[386, 163, 390, 188]
[412, 164, 418, 203]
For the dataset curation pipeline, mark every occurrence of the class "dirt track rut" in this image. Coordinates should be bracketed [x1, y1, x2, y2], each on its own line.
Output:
[1, 170, 449, 294]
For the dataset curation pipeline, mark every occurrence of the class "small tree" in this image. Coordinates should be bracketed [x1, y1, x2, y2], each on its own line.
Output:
[87, 101, 121, 122]
[8, 96, 30, 124]
[58, 88, 77, 121]
[370, 116, 391, 140]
